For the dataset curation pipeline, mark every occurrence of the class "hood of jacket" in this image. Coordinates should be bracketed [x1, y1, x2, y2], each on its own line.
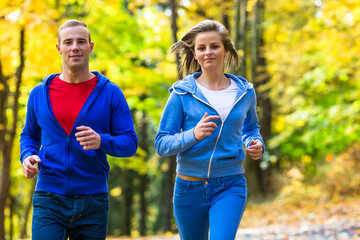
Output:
[170, 72, 253, 96]
[41, 71, 110, 90]
[40, 71, 110, 115]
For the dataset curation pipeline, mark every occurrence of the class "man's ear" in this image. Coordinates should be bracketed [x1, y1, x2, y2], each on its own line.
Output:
[90, 42, 94, 53]
[56, 43, 62, 54]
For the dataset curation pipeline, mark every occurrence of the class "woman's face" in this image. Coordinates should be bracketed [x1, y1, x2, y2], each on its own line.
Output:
[193, 31, 228, 72]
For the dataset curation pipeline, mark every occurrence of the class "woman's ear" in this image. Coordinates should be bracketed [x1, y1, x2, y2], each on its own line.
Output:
[193, 51, 197, 61]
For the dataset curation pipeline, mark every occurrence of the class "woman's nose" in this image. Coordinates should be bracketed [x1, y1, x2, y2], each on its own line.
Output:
[205, 47, 213, 55]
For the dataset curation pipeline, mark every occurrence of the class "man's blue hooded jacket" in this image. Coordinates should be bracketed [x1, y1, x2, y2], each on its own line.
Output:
[20, 71, 138, 195]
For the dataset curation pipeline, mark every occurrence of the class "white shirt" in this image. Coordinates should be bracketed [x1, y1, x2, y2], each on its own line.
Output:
[196, 79, 239, 121]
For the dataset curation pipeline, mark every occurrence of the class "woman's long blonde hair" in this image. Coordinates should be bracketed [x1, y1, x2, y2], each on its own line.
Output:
[171, 20, 239, 77]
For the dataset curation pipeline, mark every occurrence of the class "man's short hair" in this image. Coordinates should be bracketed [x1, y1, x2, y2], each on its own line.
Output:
[58, 19, 91, 43]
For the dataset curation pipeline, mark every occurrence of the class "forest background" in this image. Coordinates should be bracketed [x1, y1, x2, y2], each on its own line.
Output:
[1, 0, 359, 239]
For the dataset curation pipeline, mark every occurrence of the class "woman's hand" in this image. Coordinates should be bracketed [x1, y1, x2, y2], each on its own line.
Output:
[245, 140, 263, 160]
[194, 112, 220, 141]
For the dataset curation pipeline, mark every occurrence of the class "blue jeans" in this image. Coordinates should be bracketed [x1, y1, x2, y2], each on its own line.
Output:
[32, 191, 109, 240]
[173, 174, 247, 240]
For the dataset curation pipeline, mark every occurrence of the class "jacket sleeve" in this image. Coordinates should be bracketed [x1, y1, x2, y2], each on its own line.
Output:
[242, 89, 265, 151]
[154, 92, 198, 157]
[98, 86, 138, 157]
[20, 89, 42, 163]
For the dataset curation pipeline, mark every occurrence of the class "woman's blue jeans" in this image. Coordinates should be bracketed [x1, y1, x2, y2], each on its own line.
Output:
[31, 191, 109, 240]
[173, 174, 247, 240]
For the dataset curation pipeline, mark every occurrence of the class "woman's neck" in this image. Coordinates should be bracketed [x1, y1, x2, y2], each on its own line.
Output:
[196, 71, 230, 91]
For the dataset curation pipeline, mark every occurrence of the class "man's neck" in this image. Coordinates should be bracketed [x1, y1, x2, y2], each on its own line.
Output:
[60, 68, 94, 84]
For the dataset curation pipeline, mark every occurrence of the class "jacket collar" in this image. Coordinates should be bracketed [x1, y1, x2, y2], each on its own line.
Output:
[42, 71, 109, 89]
[170, 72, 253, 95]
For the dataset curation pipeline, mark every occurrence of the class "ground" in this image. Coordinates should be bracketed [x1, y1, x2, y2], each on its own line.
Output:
[109, 197, 360, 240]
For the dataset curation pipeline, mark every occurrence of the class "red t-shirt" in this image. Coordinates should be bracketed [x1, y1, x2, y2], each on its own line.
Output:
[49, 74, 98, 135]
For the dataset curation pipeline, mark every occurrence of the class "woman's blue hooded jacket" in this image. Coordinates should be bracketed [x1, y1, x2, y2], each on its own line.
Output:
[20, 71, 138, 195]
[155, 72, 264, 179]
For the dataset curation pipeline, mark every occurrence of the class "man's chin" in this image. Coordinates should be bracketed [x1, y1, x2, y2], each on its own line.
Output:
[67, 63, 86, 71]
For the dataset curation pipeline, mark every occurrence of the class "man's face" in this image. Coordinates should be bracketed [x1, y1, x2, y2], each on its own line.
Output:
[56, 26, 94, 72]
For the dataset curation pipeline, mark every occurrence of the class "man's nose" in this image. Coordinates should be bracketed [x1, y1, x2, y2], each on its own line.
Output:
[71, 42, 79, 50]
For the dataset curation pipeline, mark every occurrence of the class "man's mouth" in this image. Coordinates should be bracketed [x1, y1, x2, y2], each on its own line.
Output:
[70, 55, 82, 59]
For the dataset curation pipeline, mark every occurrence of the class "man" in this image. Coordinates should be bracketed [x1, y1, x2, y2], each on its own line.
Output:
[20, 19, 138, 239]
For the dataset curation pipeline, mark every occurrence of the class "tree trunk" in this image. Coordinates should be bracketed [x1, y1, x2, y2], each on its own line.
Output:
[233, 0, 264, 199]
[121, 166, 134, 236]
[9, 196, 14, 240]
[222, 13, 230, 32]
[118, 110, 138, 236]
[169, 0, 181, 78]
[20, 179, 36, 239]
[139, 173, 147, 235]
[244, 154, 263, 199]
[251, 0, 260, 83]
[161, 0, 180, 233]
[0, 26, 25, 240]
[0, 56, 8, 240]
[240, 0, 273, 199]
[233, 0, 247, 76]
[162, 156, 176, 232]
[247, 0, 272, 197]
[139, 100, 148, 236]
[256, 0, 272, 195]
[239, 0, 247, 77]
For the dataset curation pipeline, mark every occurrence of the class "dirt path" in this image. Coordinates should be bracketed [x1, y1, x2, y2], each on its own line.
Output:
[236, 217, 360, 239]
[109, 198, 360, 240]
[109, 219, 360, 240]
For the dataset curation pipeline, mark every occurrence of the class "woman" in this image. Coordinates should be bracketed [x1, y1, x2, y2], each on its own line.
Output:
[155, 20, 264, 240]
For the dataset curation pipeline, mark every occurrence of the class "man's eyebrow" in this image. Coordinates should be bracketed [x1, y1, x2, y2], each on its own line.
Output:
[62, 37, 88, 42]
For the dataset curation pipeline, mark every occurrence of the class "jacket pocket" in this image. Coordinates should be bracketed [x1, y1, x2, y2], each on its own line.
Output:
[40, 145, 68, 180]
[214, 143, 243, 167]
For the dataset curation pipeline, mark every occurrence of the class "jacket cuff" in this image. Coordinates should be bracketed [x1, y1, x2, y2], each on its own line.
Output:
[20, 151, 35, 164]
[246, 138, 265, 153]
[99, 133, 110, 151]
[183, 128, 198, 146]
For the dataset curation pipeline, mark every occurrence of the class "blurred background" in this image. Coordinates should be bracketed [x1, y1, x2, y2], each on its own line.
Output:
[0, 0, 359, 239]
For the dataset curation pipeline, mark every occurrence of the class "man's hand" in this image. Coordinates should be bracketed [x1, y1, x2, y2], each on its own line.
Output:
[75, 126, 101, 150]
[245, 140, 263, 160]
[22, 155, 41, 178]
[194, 112, 220, 141]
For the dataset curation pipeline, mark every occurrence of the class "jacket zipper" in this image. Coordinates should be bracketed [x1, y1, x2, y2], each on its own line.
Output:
[67, 136, 71, 194]
[192, 90, 247, 178]
[207, 121, 224, 177]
